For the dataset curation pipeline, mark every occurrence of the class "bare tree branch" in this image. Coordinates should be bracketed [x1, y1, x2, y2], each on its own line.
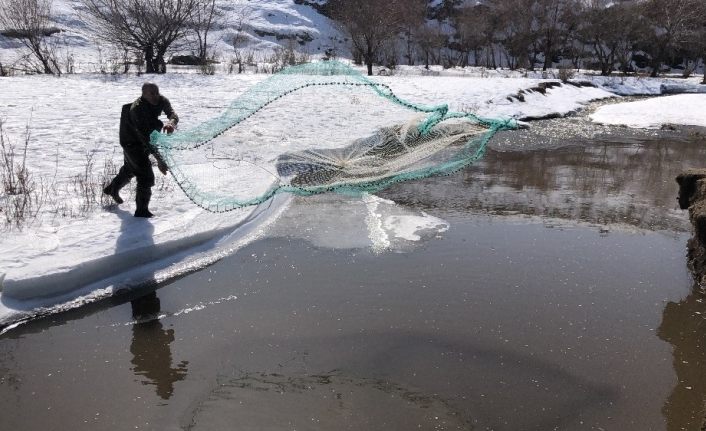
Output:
[329, 0, 407, 75]
[0, 0, 61, 74]
[79, 0, 202, 73]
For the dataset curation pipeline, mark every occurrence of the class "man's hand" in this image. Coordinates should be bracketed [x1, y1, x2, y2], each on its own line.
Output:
[157, 160, 169, 175]
[162, 123, 175, 134]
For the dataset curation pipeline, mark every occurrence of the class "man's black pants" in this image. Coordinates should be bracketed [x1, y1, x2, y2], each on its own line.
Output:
[110, 144, 155, 192]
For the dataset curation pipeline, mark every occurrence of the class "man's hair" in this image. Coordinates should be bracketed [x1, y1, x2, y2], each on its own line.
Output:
[142, 82, 159, 93]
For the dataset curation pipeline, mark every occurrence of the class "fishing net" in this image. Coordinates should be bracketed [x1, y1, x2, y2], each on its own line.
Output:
[150, 61, 518, 212]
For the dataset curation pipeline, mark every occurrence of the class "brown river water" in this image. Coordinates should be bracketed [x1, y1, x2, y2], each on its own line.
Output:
[1, 119, 706, 431]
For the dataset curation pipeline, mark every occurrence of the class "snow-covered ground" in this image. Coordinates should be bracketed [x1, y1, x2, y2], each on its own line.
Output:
[591, 94, 706, 129]
[0, 0, 345, 70]
[1, 65, 705, 329]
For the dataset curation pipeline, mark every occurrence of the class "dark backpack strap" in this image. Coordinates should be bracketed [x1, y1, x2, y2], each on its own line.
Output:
[119, 103, 136, 148]
[120, 103, 131, 121]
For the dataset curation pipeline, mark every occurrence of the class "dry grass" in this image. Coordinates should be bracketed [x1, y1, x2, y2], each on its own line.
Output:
[0, 119, 43, 229]
[0, 118, 126, 230]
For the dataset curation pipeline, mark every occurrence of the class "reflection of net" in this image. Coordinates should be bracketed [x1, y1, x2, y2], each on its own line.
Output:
[150, 61, 518, 212]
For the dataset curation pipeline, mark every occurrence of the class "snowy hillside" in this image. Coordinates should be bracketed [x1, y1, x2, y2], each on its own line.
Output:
[0, 0, 345, 69]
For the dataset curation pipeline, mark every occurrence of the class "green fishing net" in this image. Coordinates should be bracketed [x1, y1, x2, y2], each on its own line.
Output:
[150, 61, 518, 212]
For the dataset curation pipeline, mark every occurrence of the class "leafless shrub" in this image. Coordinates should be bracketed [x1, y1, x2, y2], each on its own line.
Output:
[225, 56, 237, 74]
[94, 46, 129, 75]
[109, 59, 121, 75]
[0, 122, 127, 229]
[63, 51, 75, 74]
[71, 150, 99, 214]
[322, 47, 337, 61]
[73, 149, 124, 214]
[227, 1, 254, 73]
[199, 60, 216, 75]
[263, 42, 309, 74]
[0, 119, 40, 229]
[227, 48, 255, 74]
[297, 50, 311, 65]
[269, 46, 294, 71]
[0, 120, 30, 196]
[155, 168, 174, 195]
[99, 153, 119, 207]
[557, 66, 575, 83]
[42, 146, 68, 219]
[681, 60, 697, 79]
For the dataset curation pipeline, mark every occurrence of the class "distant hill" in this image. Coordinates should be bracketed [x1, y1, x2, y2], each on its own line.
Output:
[0, 0, 346, 70]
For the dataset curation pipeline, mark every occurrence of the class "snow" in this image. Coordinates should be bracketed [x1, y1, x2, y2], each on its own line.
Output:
[221, 0, 344, 54]
[590, 94, 706, 129]
[2, 0, 706, 329]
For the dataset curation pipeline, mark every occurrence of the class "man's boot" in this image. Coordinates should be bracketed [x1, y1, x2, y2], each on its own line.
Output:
[103, 173, 131, 205]
[134, 186, 154, 218]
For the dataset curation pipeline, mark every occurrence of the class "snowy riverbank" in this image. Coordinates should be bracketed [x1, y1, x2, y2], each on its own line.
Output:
[0, 68, 704, 327]
[591, 93, 706, 129]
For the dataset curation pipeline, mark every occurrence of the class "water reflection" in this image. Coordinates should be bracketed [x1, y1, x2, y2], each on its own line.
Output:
[130, 292, 188, 400]
[383, 139, 706, 231]
[658, 286, 706, 431]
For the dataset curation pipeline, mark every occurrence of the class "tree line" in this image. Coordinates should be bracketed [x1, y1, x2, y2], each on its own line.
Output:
[2, 0, 705, 81]
[328, 0, 706, 81]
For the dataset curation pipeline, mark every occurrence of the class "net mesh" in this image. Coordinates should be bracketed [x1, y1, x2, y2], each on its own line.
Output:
[150, 61, 518, 212]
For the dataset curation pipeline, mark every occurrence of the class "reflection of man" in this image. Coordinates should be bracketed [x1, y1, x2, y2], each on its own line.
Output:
[103, 83, 178, 218]
[130, 291, 188, 400]
[657, 289, 706, 431]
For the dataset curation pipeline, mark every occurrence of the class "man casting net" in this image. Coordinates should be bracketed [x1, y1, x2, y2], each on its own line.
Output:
[150, 61, 518, 212]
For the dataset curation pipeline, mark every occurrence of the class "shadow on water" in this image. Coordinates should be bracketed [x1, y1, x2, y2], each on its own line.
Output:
[129, 292, 188, 400]
[0, 209, 191, 400]
[658, 284, 706, 431]
[0, 208, 188, 400]
[117, 208, 189, 401]
[0, 209, 161, 334]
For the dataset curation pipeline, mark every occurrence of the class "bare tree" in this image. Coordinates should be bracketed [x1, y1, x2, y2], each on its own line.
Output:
[188, 0, 225, 64]
[398, 0, 427, 66]
[80, 0, 201, 73]
[329, 0, 405, 75]
[611, 3, 644, 74]
[533, 0, 577, 71]
[641, 0, 702, 77]
[0, 0, 60, 74]
[415, 23, 446, 70]
[694, 23, 706, 83]
[453, 4, 495, 68]
[661, 0, 706, 79]
[430, 0, 463, 22]
[577, 1, 638, 75]
[494, 0, 535, 70]
[229, 1, 254, 73]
